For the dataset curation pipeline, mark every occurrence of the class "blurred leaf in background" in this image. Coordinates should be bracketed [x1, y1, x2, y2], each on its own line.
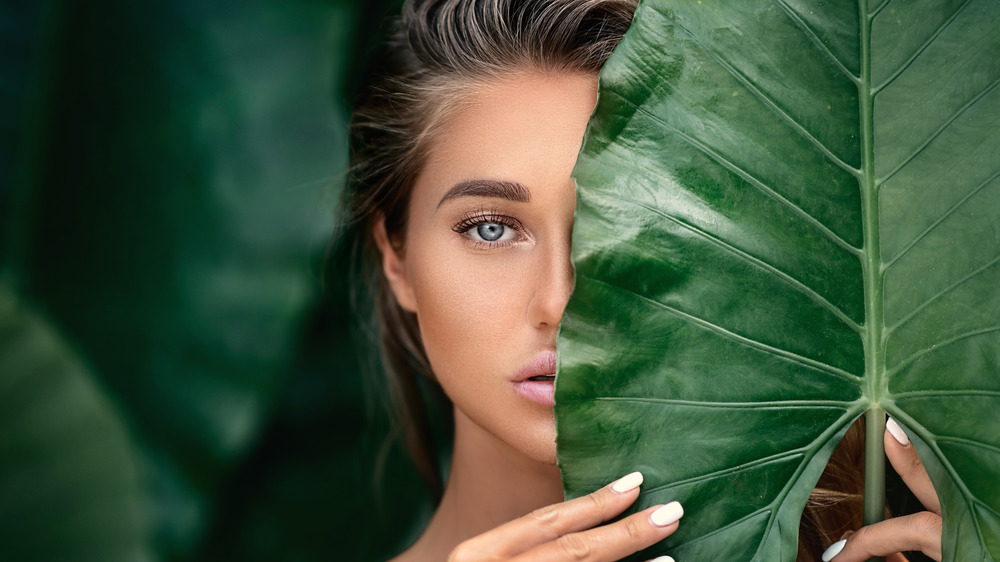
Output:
[2, 0, 426, 560]
[0, 283, 151, 561]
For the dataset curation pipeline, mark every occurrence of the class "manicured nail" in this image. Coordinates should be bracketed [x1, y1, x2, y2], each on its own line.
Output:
[611, 471, 644, 494]
[821, 538, 847, 561]
[886, 417, 910, 447]
[650, 501, 684, 527]
[646, 557, 676, 562]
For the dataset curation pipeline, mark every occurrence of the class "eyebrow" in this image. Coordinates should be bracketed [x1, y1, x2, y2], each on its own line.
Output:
[437, 179, 531, 208]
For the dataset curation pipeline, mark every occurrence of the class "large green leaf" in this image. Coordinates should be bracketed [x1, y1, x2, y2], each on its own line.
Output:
[557, 0, 1000, 560]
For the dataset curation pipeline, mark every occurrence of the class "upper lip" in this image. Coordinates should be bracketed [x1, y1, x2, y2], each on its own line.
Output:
[512, 349, 557, 382]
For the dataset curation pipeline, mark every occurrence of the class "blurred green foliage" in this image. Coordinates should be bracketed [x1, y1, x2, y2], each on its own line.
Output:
[1, 0, 427, 559]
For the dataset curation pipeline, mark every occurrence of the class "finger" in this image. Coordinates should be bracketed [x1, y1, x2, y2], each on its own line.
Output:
[885, 418, 941, 514]
[821, 512, 942, 562]
[456, 472, 645, 558]
[511, 502, 683, 562]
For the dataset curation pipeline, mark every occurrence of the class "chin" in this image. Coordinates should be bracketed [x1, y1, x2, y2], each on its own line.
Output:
[516, 439, 558, 466]
[515, 416, 559, 466]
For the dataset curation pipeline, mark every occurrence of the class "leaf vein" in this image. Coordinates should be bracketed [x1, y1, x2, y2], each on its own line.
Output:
[644, 450, 806, 496]
[772, 0, 860, 82]
[877, 76, 1000, 185]
[582, 274, 862, 382]
[872, 0, 977, 94]
[681, 30, 858, 176]
[887, 325, 1000, 376]
[893, 390, 1000, 399]
[883, 167, 1000, 271]
[594, 396, 854, 409]
[869, 0, 893, 19]
[603, 89, 862, 256]
[974, 500, 1000, 522]
[884, 254, 1000, 339]
[615, 194, 863, 333]
[670, 507, 773, 551]
[934, 435, 1000, 457]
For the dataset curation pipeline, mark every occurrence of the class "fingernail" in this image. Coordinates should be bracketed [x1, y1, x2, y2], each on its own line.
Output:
[646, 557, 676, 562]
[650, 501, 684, 527]
[611, 471, 644, 494]
[886, 417, 910, 447]
[821, 538, 847, 561]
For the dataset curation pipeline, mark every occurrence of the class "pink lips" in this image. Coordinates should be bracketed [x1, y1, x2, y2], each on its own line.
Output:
[511, 350, 557, 406]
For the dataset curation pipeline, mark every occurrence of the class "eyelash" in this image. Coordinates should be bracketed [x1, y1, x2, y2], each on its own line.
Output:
[451, 209, 524, 248]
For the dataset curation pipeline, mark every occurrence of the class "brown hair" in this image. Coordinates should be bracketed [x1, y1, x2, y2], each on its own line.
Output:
[339, 0, 865, 558]
[799, 418, 867, 559]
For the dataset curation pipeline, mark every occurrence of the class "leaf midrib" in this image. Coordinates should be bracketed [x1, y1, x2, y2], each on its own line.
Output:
[859, 0, 884, 407]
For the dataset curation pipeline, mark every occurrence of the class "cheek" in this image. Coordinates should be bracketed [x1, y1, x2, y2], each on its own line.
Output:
[407, 251, 530, 378]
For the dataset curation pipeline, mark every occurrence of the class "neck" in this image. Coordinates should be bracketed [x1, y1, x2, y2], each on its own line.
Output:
[398, 408, 564, 560]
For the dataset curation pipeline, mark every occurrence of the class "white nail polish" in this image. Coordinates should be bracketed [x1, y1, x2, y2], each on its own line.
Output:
[611, 471, 644, 494]
[821, 538, 847, 561]
[650, 501, 684, 527]
[646, 556, 676, 562]
[886, 418, 910, 447]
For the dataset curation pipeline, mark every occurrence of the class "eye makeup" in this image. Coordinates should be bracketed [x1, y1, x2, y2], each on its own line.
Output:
[451, 208, 527, 249]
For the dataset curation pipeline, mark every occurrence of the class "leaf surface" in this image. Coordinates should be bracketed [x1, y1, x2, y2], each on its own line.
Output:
[556, 1, 1000, 559]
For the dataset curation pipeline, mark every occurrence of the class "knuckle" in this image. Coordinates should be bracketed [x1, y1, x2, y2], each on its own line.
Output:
[556, 532, 594, 561]
[912, 511, 943, 537]
[851, 523, 877, 545]
[527, 504, 561, 529]
[585, 489, 609, 513]
[617, 517, 643, 543]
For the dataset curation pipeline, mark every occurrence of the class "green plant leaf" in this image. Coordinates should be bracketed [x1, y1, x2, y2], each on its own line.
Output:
[556, 0, 1000, 560]
[0, 281, 152, 561]
[15, 0, 355, 553]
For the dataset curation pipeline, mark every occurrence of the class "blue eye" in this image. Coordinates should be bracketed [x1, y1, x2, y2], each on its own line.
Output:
[452, 211, 522, 246]
[477, 223, 505, 241]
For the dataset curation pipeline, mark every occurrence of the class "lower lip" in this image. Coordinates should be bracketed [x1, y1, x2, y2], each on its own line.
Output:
[512, 379, 555, 406]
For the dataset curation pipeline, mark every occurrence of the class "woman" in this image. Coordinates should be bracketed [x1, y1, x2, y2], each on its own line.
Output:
[341, 0, 944, 560]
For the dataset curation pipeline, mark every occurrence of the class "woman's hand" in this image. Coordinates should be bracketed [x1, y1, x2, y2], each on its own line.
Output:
[448, 472, 682, 562]
[821, 418, 943, 562]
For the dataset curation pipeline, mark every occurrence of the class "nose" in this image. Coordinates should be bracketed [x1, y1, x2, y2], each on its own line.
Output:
[527, 240, 574, 329]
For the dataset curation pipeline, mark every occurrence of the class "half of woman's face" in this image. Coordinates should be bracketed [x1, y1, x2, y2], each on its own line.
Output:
[378, 71, 598, 464]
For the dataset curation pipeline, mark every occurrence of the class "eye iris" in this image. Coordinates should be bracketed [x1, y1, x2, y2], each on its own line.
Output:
[477, 223, 504, 242]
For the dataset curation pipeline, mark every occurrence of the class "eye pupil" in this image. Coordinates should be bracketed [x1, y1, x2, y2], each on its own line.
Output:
[477, 223, 504, 242]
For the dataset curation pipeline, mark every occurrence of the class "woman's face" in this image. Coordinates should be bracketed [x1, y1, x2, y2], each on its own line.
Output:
[378, 71, 598, 464]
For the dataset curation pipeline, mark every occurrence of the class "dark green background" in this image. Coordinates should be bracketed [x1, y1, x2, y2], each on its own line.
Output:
[1, 0, 430, 559]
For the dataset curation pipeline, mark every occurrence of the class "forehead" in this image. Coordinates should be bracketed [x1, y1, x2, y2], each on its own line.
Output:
[413, 71, 599, 204]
